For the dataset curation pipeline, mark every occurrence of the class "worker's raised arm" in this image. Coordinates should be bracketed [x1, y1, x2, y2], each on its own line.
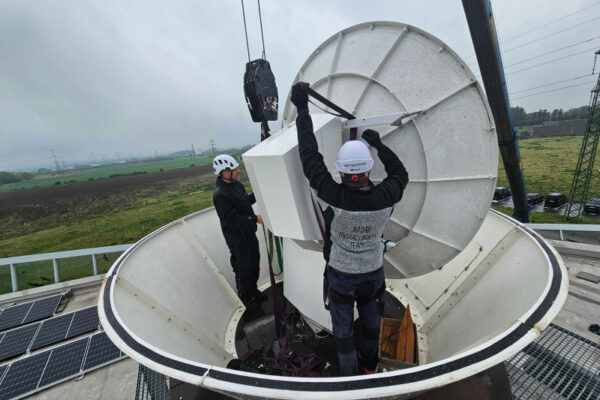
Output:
[362, 129, 409, 204]
[291, 83, 336, 194]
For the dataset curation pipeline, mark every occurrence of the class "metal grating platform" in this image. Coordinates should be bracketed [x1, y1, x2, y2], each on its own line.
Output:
[135, 364, 170, 400]
[134, 323, 599, 399]
[506, 323, 600, 400]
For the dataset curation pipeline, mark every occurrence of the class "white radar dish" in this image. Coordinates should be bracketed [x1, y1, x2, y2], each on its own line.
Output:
[282, 21, 498, 278]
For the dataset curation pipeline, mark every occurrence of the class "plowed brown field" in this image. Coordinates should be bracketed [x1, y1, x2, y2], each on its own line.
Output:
[0, 165, 215, 240]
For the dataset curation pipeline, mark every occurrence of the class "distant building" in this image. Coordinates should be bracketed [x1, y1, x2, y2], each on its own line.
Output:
[532, 119, 587, 138]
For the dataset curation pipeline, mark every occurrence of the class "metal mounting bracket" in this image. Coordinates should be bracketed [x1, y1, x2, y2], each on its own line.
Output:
[342, 111, 422, 129]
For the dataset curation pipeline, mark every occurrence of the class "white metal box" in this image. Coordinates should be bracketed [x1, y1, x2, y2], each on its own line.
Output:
[243, 114, 341, 241]
[282, 238, 332, 331]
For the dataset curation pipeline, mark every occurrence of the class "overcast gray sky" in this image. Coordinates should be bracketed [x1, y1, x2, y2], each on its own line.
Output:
[1, 0, 599, 171]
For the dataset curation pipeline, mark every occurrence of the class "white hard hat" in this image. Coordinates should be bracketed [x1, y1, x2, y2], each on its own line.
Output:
[213, 154, 239, 175]
[335, 140, 374, 174]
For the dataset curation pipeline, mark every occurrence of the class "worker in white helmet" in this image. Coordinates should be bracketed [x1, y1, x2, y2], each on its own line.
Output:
[290, 83, 409, 376]
[212, 154, 266, 310]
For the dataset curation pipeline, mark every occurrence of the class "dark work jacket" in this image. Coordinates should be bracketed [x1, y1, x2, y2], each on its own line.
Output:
[296, 107, 409, 273]
[213, 176, 258, 237]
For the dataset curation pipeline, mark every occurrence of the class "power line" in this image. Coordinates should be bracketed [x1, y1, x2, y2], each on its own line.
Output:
[468, 36, 600, 68]
[509, 74, 595, 95]
[503, 3, 600, 44]
[505, 47, 599, 76]
[503, 36, 600, 68]
[510, 80, 597, 101]
[464, 3, 600, 61]
[473, 47, 597, 80]
[502, 16, 600, 54]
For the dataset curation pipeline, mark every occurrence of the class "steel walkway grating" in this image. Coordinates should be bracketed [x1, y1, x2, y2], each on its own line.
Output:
[506, 323, 600, 400]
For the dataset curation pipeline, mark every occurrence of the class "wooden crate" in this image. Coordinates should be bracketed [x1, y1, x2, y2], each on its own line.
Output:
[378, 305, 418, 371]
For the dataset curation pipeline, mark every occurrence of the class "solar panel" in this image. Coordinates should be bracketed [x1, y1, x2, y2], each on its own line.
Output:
[66, 307, 98, 338]
[37, 337, 88, 388]
[0, 294, 64, 333]
[0, 364, 7, 384]
[83, 332, 122, 370]
[0, 324, 39, 362]
[0, 306, 99, 358]
[0, 302, 32, 332]
[22, 294, 62, 325]
[0, 351, 50, 400]
[0, 332, 125, 399]
[30, 314, 73, 351]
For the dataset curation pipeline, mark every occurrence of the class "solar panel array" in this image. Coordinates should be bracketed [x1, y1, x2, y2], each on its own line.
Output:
[0, 295, 62, 332]
[0, 332, 126, 400]
[0, 306, 99, 362]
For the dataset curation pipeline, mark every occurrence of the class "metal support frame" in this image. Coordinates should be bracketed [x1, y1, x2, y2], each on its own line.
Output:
[341, 111, 422, 129]
[53, 259, 59, 283]
[135, 355, 170, 399]
[462, 0, 529, 223]
[565, 71, 600, 219]
[92, 254, 98, 276]
[10, 264, 17, 292]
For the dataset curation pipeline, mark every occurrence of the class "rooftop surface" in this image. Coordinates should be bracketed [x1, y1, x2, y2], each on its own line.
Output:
[0, 238, 597, 399]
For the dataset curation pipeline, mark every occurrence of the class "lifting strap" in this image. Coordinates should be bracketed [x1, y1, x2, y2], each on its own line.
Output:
[300, 82, 358, 140]
[261, 225, 283, 338]
[241, 0, 278, 138]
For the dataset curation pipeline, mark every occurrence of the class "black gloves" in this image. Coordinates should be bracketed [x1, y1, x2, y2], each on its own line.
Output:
[291, 82, 309, 110]
[362, 129, 382, 147]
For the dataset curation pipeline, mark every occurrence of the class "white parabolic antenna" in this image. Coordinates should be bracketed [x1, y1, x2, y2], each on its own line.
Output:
[280, 20, 498, 277]
[98, 22, 568, 400]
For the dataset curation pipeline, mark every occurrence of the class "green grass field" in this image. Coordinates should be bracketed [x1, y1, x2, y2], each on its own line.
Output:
[1, 134, 598, 294]
[0, 189, 216, 293]
[492, 206, 597, 224]
[0, 155, 212, 192]
[497, 135, 589, 196]
[0, 188, 216, 258]
[0, 175, 251, 294]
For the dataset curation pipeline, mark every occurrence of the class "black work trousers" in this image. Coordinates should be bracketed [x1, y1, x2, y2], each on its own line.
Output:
[326, 265, 385, 376]
[224, 233, 260, 300]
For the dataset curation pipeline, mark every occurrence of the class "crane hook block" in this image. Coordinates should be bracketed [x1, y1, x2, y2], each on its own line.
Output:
[244, 59, 278, 122]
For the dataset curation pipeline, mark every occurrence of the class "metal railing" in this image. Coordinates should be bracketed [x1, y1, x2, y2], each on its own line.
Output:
[0, 244, 132, 293]
[526, 223, 600, 242]
[0, 222, 599, 294]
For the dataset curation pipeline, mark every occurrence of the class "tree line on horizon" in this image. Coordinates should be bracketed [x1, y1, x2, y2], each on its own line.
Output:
[511, 104, 592, 127]
[0, 171, 34, 185]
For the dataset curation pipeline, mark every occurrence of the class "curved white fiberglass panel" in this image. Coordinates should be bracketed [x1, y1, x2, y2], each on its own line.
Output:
[281, 21, 497, 277]
[98, 208, 568, 400]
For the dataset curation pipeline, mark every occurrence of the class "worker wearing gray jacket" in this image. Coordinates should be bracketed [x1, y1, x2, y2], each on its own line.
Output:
[290, 83, 409, 375]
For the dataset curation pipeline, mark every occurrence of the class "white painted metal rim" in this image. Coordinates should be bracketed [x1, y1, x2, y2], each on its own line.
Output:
[97, 209, 567, 399]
